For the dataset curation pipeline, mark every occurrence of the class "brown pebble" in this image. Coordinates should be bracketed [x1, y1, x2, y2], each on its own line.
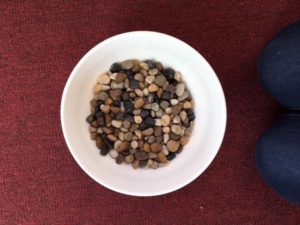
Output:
[160, 100, 169, 109]
[154, 127, 162, 136]
[154, 75, 167, 87]
[171, 125, 182, 135]
[109, 89, 123, 99]
[148, 84, 159, 92]
[116, 154, 124, 164]
[90, 132, 97, 140]
[115, 73, 127, 82]
[150, 143, 162, 153]
[105, 98, 113, 105]
[98, 91, 109, 101]
[160, 114, 171, 126]
[125, 155, 134, 163]
[157, 88, 163, 98]
[169, 132, 181, 141]
[121, 60, 134, 70]
[180, 136, 190, 145]
[134, 97, 145, 109]
[124, 132, 133, 141]
[143, 143, 151, 152]
[167, 140, 180, 152]
[134, 73, 144, 82]
[148, 68, 159, 76]
[102, 127, 113, 134]
[132, 160, 139, 169]
[135, 151, 149, 160]
[183, 101, 192, 109]
[142, 128, 154, 136]
[147, 136, 156, 144]
[158, 152, 168, 163]
[110, 106, 121, 114]
[117, 141, 130, 152]
[123, 120, 131, 129]
[172, 104, 182, 115]
[107, 134, 117, 142]
[130, 123, 139, 132]
[100, 105, 110, 113]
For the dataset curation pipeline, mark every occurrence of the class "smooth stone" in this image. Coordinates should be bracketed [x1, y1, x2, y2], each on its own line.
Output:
[175, 83, 185, 96]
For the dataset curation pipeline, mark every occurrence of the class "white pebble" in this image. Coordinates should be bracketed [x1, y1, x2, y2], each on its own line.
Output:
[131, 141, 138, 149]
[173, 115, 181, 124]
[170, 99, 179, 105]
[109, 149, 119, 159]
[143, 88, 149, 96]
[162, 146, 169, 155]
[163, 134, 169, 144]
[155, 119, 162, 126]
[134, 115, 142, 124]
[165, 107, 172, 114]
[97, 128, 103, 134]
[135, 89, 144, 97]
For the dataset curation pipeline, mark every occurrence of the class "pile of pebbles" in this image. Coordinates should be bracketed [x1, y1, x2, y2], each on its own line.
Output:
[86, 59, 195, 169]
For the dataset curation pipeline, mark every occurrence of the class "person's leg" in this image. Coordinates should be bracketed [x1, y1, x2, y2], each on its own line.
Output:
[256, 114, 300, 204]
[258, 20, 300, 109]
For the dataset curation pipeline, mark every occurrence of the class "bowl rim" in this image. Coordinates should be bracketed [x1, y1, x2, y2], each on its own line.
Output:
[60, 31, 227, 196]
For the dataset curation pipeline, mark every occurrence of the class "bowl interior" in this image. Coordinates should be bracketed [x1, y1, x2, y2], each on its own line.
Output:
[61, 31, 226, 196]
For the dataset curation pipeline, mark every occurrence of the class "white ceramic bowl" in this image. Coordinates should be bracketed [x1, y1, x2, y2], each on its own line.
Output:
[61, 31, 226, 196]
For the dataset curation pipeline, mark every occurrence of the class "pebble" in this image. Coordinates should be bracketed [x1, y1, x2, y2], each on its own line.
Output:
[111, 120, 122, 128]
[102, 127, 112, 134]
[149, 152, 158, 159]
[135, 151, 148, 160]
[98, 92, 109, 101]
[155, 109, 163, 117]
[172, 104, 182, 115]
[180, 136, 190, 145]
[148, 83, 159, 92]
[163, 68, 175, 81]
[160, 114, 171, 126]
[135, 130, 142, 139]
[142, 128, 154, 136]
[130, 123, 139, 132]
[110, 72, 118, 80]
[109, 149, 119, 159]
[154, 127, 162, 136]
[97, 127, 103, 134]
[135, 89, 144, 97]
[180, 111, 187, 121]
[116, 154, 124, 164]
[132, 160, 139, 169]
[150, 143, 162, 153]
[162, 146, 169, 155]
[160, 100, 170, 109]
[110, 63, 122, 73]
[100, 145, 110, 156]
[155, 136, 163, 143]
[107, 134, 117, 142]
[167, 152, 176, 161]
[143, 88, 149, 96]
[134, 115, 143, 124]
[166, 85, 176, 95]
[139, 159, 148, 168]
[124, 132, 133, 141]
[178, 91, 189, 101]
[171, 124, 182, 135]
[120, 127, 128, 133]
[131, 141, 138, 149]
[143, 103, 152, 110]
[174, 71, 181, 82]
[89, 126, 97, 133]
[173, 115, 181, 124]
[147, 159, 154, 167]
[90, 132, 97, 140]
[123, 101, 134, 113]
[175, 83, 185, 96]
[139, 62, 149, 70]
[151, 110, 155, 117]
[134, 73, 144, 82]
[167, 140, 180, 152]
[114, 72, 126, 82]
[183, 101, 192, 109]
[125, 155, 134, 163]
[149, 161, 158, 169]
[130, 148, 137, 155]
[98, 74, 111, 85]
[158, 152, 168, 163]
[163, 134, 169, 144]
[111, 81, 124, 89]
[105, 98, 113, 105]
[145, 75, 155, 84]
[93, 84, 102, 94]
[151, 103, 160, 111]
[161, 91, 172, 100]
[129, 79, 139, 89]
[155, 119, 161, 126]
[114, 140, 122, 149]
[123, 120, 131, 129]
[109, 89, 122, 99]
[121, 60, 134, 70]
[141, 109, 151, 118]
[117, 141, 130, 152]
[144, 117, 156, 127]
[100, 105, 110, 113]
[148, 136, 156, 144]
[134, 97, 145, 109]
[170, 99, 179, 105]
[154, 75, 167, 87]
[143, 143, 151, 152]
[148, 68, 159, 76]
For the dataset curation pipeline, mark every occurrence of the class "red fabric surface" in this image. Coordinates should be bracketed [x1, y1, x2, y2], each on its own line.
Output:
[1, 1, 300, 224]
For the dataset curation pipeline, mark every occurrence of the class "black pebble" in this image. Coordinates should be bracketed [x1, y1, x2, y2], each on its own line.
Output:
[113, 100, 121, 107]
[115, 112, 125, 120]
[125, 70, 135, 77]
[141, 109, 151, 118]
[146, 60, 156, 70]
[144, 117, 156, 127]
[97, 117, 105, 127]
[95, 111, 103, 119]
[124, 113, 134, 122]
[139, 122, 151, 131]
[139, 159, 148, 168]
[100, 145, 110, 156]
[102, 136, 114, 150]
[187, 109, 195, 121]
[167, 152, 176, 161]
[86, 114, 95, 123]
[188, 114, 195, 121]
[121, 150, 130, 157]
[129, 79, 139, 89]
[110, 63, 122, 73]
[123, 101, 134, 113]
[161, 91, 172, 100]
[163, 68, 175, 81]
[116, 155, 124, 164]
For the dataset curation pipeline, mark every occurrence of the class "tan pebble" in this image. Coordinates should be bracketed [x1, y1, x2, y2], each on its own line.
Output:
[145, 76, 155, 84]
[114, 140, 122, 149]
[112, 120, 122, 128]
[105, 98, 113, 105]
[148, 68, 159, 76]
[134, 115, 143, 124]
[131, 141, 138, 149]
[124, 78, 129, 89]
[171, 125, 182, 135]
[120, 127, 128, 132]
[132, 135, 138, 141]
[163, 126, 170, 133]
[160, 114, 171, 126]
[109, 149, 119, 159]
[132, 160, 140, 169]
[173, 115, 181, 124]
[151, 110, 155, 117]
[167, 140, 180, 152]
[142, 128, 154, 136]
[133, 109, 141, 115]
[121, 60, 134, 70]
[110, 73, 117, 80]
[109, 89, 123, 99]
[184, 128, 192, 136]
[135, 89, 144, 97]
[178, 91, 189, 101]
[117, 141, 130, 152]
[143, 143, 151, 152]
[107, 134, 117, 142]
[183, 101, 192, 109]
[149, 152, 158, 159]
[180, 136, 190, 145]
[158, 152, 168, 163]
[129, 92, 136, 98]
[150, 143, 162, 153]
[175, 83, 185, 96]
[140, 69, 148, 76]
[147, 159, 154, 167]
[98, 74, 110, 85]
[154, 75, 167, 87]
[123, 120, 131, 129]
[134, 97, 145, 109]
[115, 72, 127, 82]
[143, 88, 149, 96]
[111, 81, 124, 89]
[125, 155, 134, 163]
[163, 133, 169, 144]
[93, 84, 102, 94]
[110, 106, 121, 114]
[124, 132, 133, 141]
[165, 107, 172, 114]
[134, 73, 144, 82]
[180, 111, 187, 121]
[174, 71, 182, 82]
[139, 82, 145, 89]
[172, 104, 182, 115]
[143, 103, 152, 110]
[139, 62, 149, 70]
[162, 146, 169, 155]
[100, 105, 110, 113]
[155, 119, 162, 126]
[102, 127, 113, 134]
[154, 127, 162, 136]
[90, 132, 97, 140]
[157, 88, 163, 98]
[135, 130, 142, 139]
[149, 160, 158, 169]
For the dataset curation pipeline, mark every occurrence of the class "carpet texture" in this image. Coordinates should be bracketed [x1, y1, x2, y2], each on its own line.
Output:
[1, 1, 300, 224]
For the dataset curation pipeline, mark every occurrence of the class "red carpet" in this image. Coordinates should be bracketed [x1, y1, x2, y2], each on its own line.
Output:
[1, 1, 300, 224]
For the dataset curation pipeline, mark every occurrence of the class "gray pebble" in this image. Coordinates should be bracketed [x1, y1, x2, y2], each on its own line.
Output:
[151, 103, 160, 111]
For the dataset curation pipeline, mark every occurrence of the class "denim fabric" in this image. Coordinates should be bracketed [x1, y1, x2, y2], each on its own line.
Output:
[258, 20, 300, 109]
[256, 115, 300, 205]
